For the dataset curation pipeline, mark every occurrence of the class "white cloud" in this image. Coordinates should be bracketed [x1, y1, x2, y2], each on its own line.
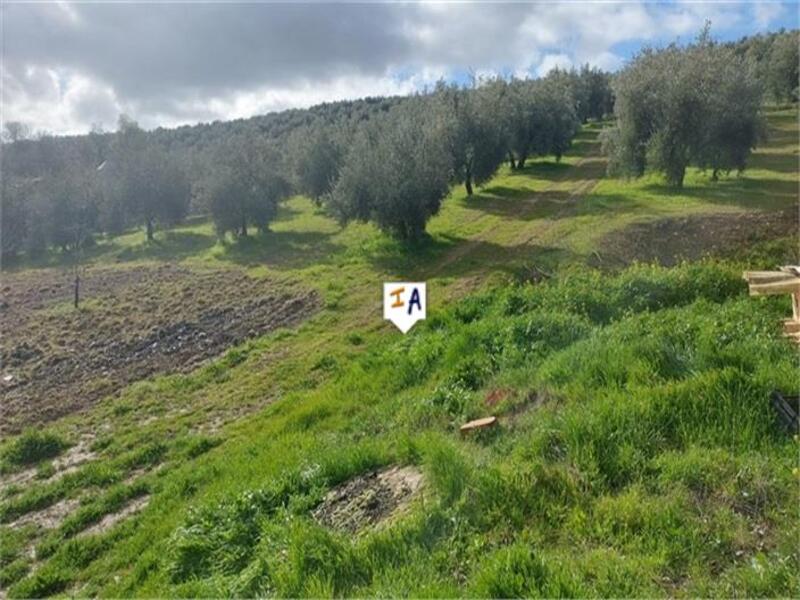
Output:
[753, 1, 786, 28]
[536, 53, 573, 77]
[2, 1, 792, 135]
[2, 66, 122, 134]
[587, 51, 625, 73]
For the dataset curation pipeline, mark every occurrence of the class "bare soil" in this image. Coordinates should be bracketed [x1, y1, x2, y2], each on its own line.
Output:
[597, 208, 798, 267]
[79, 495, 150, 537]
[8, 497, 81, 531]
[312, 465, 424, 534]
[0, 264, 319, 432]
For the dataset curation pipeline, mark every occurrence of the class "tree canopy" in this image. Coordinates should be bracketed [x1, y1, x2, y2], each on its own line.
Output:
[328, 97, 453, 241]
[603, 29, 765, 187]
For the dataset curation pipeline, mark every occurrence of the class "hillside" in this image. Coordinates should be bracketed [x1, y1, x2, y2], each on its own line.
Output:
[0, 109, 798, 597]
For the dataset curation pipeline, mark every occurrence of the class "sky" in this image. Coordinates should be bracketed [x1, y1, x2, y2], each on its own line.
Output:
[2, 1, 797, 136]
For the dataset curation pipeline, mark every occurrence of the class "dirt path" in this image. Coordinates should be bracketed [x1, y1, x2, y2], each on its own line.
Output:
[430, 147, 606, 277]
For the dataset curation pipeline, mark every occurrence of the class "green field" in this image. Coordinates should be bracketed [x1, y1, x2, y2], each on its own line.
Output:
[1, 110, 798, 598]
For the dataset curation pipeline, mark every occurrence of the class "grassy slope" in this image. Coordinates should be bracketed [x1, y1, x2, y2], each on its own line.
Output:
[1, 109, 798, 597]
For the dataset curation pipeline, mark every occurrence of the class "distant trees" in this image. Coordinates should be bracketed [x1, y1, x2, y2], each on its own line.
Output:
[208, 137, 290, 238]
[498, 75, 581, 169]
[45, 169, 100, 253]
[603, 29, 764, 187]
[532, 75, 581, 162]
[0, 114, 194, 264]
[328, 98, 452, 241]
[3, 27, 791, 258]
[731, 29, 799, 104]
[574, 65, 614, 123]
[2, 121, 31, 144]
[0, 177, 32, 260]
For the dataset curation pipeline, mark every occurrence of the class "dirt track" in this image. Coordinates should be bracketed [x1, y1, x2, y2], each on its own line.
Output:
[0, 264, 319, 433]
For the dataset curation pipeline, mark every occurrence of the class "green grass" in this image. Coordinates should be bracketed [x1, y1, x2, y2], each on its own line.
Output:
[1, 109, 797, 597]
[24, 259, 791, 598]
[0, 430, 69, 472]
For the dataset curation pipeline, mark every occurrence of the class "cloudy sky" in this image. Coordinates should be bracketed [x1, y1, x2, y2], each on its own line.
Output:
[2, 1, 797, 135]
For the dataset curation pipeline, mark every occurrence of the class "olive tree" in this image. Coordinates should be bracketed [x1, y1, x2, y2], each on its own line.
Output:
[533, 74, 581, 162]
[578, 65, 614, 122]
[208, 136, 290, 238]
[765, 31, 799, 104]
[110, 116, 190, 240]
[494, 77, 579, 169]
[287, 121, 345, 203]
[435, 81, 507, 195]
[504, 79, 537, 169]
[603, 30, 764, 187]
[328, 98, 452, 241]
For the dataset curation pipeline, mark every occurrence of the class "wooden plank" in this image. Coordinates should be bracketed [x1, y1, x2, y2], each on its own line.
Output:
[460, 416, 497, 433]
[743, 271, 796, 284]
[779, 266, 800, 276]
[784, 331, 800, 344]
[783, 320, 800, 334]
[793, 292, 800, 321]
[748, 279, 800, 296]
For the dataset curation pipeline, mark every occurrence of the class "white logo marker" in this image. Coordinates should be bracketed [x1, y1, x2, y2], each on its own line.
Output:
[383, 282, 426, 333]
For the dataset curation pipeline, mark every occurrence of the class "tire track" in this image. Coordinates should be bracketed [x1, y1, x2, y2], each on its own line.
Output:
[430, 144, 606, 276]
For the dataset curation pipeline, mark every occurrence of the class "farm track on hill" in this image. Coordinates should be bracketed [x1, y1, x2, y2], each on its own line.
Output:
[431, 149, 606, 276]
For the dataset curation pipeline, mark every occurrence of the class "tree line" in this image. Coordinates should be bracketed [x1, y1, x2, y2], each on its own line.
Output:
[2, 66, 607, 255]
[1, 28, 796, 262]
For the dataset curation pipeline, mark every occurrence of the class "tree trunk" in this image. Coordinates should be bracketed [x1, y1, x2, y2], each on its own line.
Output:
[667, 162, 686, 188]
[517, 155, 526, 169]
[73, 272, 80, 309]
[465, 178, 473, 196]
[240, 216, 248, 237]
[507, 152, 516, 170]
[145, 218, 154, 242]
